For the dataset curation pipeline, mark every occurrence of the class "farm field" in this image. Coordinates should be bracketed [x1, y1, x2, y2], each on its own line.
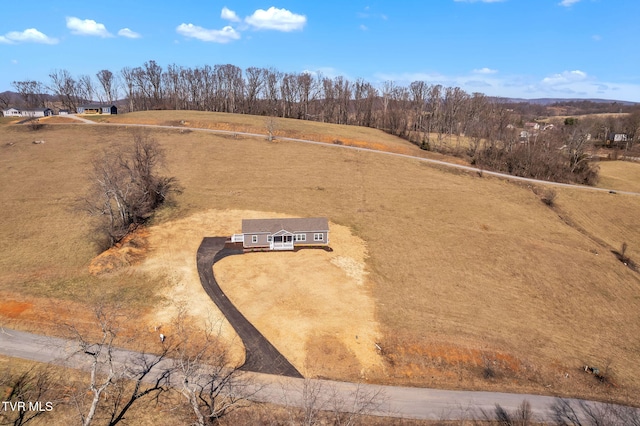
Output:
[597, 160, 640, 193]
[1, 112, 639, 405]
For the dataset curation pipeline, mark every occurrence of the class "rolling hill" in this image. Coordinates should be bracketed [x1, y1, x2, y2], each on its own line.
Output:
[0, 111, 639, 405]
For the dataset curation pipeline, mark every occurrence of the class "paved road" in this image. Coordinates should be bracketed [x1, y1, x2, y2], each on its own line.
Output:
[59, 115, 640, 197]
[1, 327, 637, 422]
[197, 237, 302, 378]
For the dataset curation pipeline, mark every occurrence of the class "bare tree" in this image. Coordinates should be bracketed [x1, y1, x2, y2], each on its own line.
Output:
[281, 72, 300, 119]
[565, 124, 594, 178]
[244, 67, 265, 115]
[0, 91, 11, 110]
[49, 69, 80, 111]
[264, 67, 282, 117]
[266, 117, 277, 142]
[66, 304, 172, 426]
[474, 400, 536, 425]
[409, 80, 428, 146]
[77, 74, 95, 104]
[12, 80, 46, 108]
[120, 66, 136, 112]
[328, 383, 386, 426]
[549, 398, 640, 426]
[96, 69, 117, 104]
[0, 365, 58, 426]
[144, 60, 163, 109]
[321, 76, 336, 123]
[170, 311, 252, 425]
[353, 79, 377, 128]
[280, 379, 386, 426]
[84, 133, 180, 247]
[334, 76, 352, 125]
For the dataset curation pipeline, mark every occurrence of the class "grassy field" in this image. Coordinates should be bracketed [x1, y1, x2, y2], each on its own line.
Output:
[597, 160, 640, 193]
[1, 113, 639, 405]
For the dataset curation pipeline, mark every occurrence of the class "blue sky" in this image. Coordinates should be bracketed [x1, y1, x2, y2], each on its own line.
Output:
[1, 0, 639, 101]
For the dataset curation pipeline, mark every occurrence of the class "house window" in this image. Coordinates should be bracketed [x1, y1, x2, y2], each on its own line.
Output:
[294, 234, 306, 242]
[252, 235, 258, 243]
[267, 236, 273, 242]
[313, 233, 324, 242]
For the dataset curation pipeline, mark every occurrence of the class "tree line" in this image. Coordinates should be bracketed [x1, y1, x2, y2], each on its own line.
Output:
[7, 60, 640, 184]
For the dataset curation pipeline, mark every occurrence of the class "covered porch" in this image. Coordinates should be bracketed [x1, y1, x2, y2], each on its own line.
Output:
[270, 230, 294, 250]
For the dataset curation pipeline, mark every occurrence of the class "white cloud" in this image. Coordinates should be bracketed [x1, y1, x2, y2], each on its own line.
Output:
[301, 67, 345, 79]
[118, 28, 141, 39]
[592, 34, 601, 41]
[0, 28, 58, 44]
[359, 24, 368, 31]
[373, 69, 640, 102]
[221, 6, 241, 22]
[245, 7, 306, 31]
[176, 23, 240, 43]
[559, 0, 581, 6]
[473, 67, 498, 74]
[454, 0, 506, 3]
[66, 17, 112, 37]
[541, 70, 588, 85]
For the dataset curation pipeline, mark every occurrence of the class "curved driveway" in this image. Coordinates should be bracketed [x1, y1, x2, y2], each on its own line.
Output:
[197, 237, 302, 378]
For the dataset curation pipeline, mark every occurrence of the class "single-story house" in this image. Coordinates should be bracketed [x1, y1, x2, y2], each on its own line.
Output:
[58, 109, 70, 115]
[607, 133, 629, 143]
[23, 108, 53, 117]
[77, 104, 117, 115]
[2, 107, 21, 117]
[232, 217, 329, 251]
[2, 107, 52, 117]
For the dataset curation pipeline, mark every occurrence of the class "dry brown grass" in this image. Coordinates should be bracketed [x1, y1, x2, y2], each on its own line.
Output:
[597, 160, 640, 193]
[545, 113, 630, 124]
[1, 114, 639, 405]
[94, 110, 418, 151]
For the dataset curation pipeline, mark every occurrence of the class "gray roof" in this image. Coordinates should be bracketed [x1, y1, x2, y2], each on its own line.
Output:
[242, 217, 329, 234]
[5, 107, 51, 112]
[79, 104, 116, 108]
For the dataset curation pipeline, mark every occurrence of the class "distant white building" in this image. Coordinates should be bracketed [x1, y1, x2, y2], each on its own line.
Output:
[21, 108, 53, 117]
[2, 107, 21, 117]
[1, 107, 52, 117]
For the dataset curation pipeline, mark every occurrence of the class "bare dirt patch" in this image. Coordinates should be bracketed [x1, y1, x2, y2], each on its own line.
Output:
[0, 299, 33, 318]
[133, 208, 382, 377]
[89, 227, 150, 275]
[133, 209, 382, 377]
[214, 218, 383, 380]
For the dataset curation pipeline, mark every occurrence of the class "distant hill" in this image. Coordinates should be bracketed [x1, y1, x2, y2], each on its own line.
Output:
[0, 90, 59, 106]
[493, 97, 638, 106]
